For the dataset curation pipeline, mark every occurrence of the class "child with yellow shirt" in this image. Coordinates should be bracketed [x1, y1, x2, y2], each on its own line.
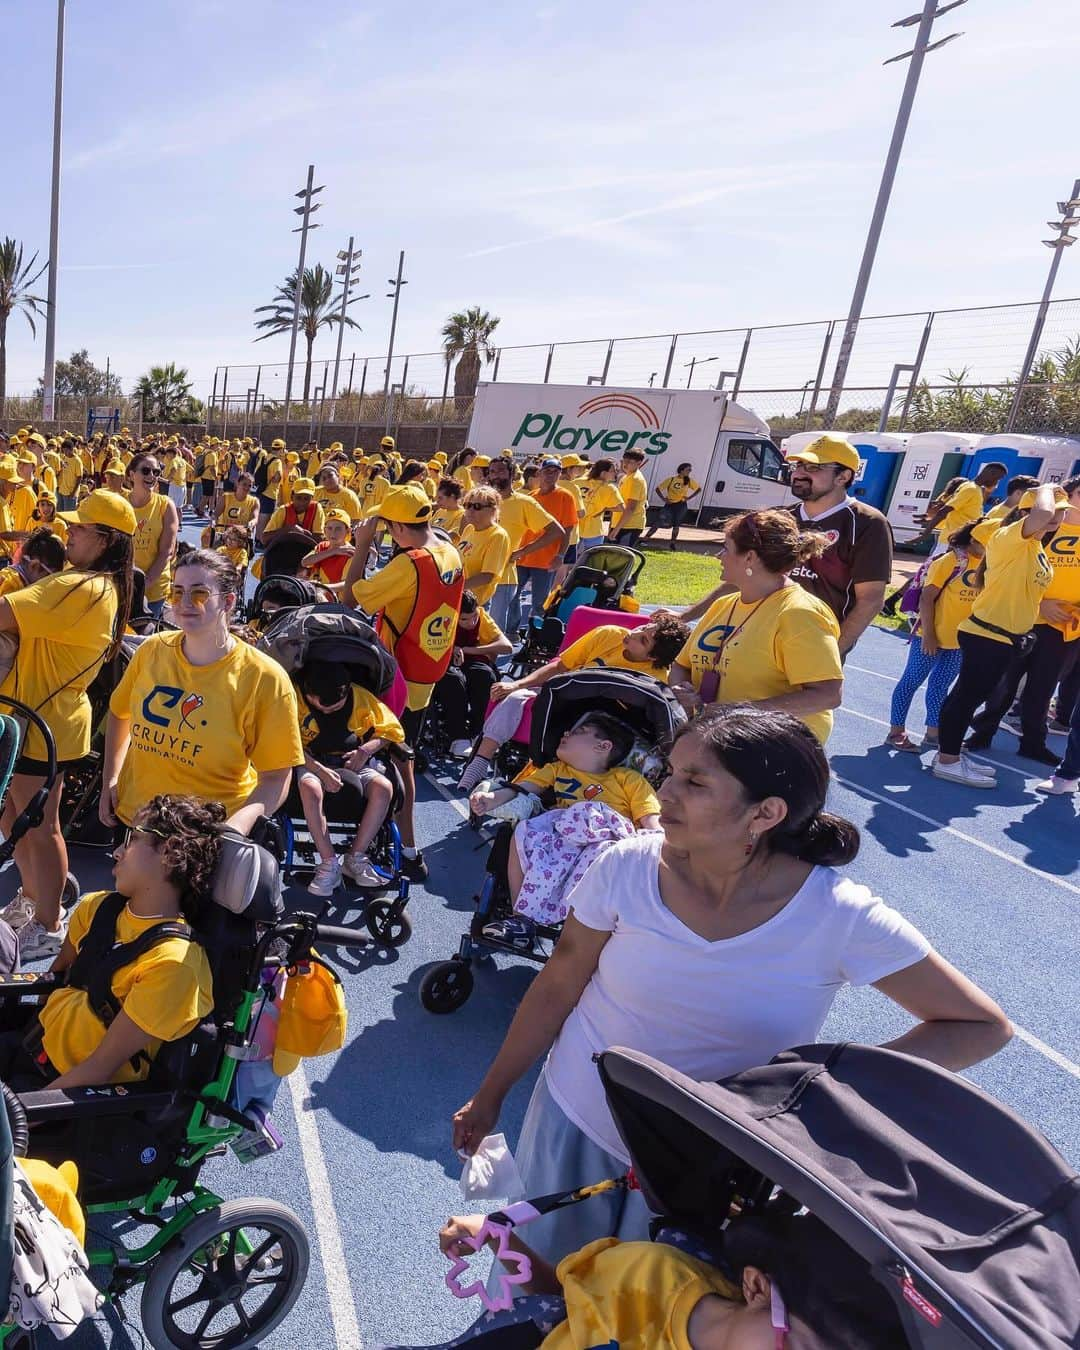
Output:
[216, 525, 251, 573]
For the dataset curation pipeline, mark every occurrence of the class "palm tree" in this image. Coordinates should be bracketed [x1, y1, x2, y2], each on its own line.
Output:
[134, 363, 195, 423]
[0, 238, 48, 408]
[253, 264, 359, 403]
[441, 307, 501, 412]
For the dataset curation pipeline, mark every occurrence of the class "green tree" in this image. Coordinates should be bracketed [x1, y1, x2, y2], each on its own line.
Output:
[134, 363, 197, 423]
[0, 237, 48, 407]
[35, 348, 121, 401]
[253, 264, 359, 403]
[441, 307, 501, 412]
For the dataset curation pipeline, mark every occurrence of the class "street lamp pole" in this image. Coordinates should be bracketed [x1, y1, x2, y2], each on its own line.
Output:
[1006, 178, 1080, 432]
[329, 237, 367, 422]
[823, 0, 967, 426]
[41, 0, 66, 424]
[283, 165, 323, 433]
[383, 250, 407, 435]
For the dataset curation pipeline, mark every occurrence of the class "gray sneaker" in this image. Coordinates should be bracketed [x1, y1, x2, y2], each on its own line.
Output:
[18, 917, 68, 963]
[308, 857, 343, 897]
[0, 890, 35, 933]
[931, 755, 996, 788]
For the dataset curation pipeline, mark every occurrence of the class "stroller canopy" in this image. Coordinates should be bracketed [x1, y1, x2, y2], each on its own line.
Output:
[529, 667, 686, 766]
[598, 1043, 1080, 1350]
[257, 602, 398, 698]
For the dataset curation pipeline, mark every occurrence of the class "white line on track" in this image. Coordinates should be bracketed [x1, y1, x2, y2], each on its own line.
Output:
[1012, 1026, 1080, 1082]
[287, 1066, 364, 1349]
[424, 769, 471, 821]
[837, 706, 1030, 780]
[845, 662, 895, 682]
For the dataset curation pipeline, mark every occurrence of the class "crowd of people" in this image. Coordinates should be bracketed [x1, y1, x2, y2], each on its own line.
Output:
[0, 417, 1072, 1345]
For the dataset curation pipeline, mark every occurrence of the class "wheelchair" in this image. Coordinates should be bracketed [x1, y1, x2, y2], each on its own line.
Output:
[0, 697, 366, 1348]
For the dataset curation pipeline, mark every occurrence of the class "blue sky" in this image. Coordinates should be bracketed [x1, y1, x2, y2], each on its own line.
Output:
[4, 0, 1080, 402]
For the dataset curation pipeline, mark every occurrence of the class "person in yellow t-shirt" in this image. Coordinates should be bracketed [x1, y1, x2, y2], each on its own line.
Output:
[315, 462, 364, 522]
[458, 488, 511, 605]
[432, 478, 465, 540]
[30, 493, 68, 543]
[579, 459, 624, 549]
[456, 616, 690, 793]
[0, 795, 219, 1091]
[0, 489, 134, 961]
[212, 472, 259, 539]
[886, 521, 986, 752]
[935, 483, 1067, 783]
[484, 456, 564, 636]
[644, 461, 703, 551]
[161, 449, 188, 510]
[56, 441, 83, 509]
[669, 511, 842, 745]
[294, 661, 406, 895]
[932, 462, 1008, 551]
[216, 525, 251, 572]
[448, 447, 477, 490]
[11, 456, 39, 534]
[611, 448, 650, 545]
[128, 451, 180, 614]
[101, 549, 303, 832]
[0, 527, 66, 600]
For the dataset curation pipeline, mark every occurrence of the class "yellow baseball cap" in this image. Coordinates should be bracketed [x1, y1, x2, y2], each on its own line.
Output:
[379, 484, 433, 524]
[472, 454, 491, 467]
[434, 452, 448, 463]
[499, 447, 514, 458]
[0, 459, 21, 485]
[37, 488, 56, 502]
[17, 451, 37, 467]
[324, 508, 351, 526]
[103, 460, 126, 477]
[59, 488, 137, 536]
[291, 477, 316, 496]
[380, 435, 395, 448]
[786, 434, 861, 474]
[286, 452, 300, 464]
[27, 432, 47, 450]
[1018, 486, 1070, 510]
[560, 453, 588, 467]
[271, 438, 286, 450]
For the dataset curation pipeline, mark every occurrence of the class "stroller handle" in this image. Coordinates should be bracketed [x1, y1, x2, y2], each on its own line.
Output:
[315, 922, 371, 949]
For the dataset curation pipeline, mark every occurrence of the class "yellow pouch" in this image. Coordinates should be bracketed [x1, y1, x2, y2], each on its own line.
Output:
[273, 953, 347, 1070]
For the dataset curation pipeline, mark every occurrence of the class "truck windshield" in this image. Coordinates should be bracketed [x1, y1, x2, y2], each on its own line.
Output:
[727, 439, 784, 480]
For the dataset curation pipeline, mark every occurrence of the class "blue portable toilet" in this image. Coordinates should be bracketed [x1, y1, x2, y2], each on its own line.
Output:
[847, 433, 908, 510]
[966, 434, 1080, 504]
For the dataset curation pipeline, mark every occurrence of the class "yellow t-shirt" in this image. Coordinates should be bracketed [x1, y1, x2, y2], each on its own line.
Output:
[518, 759, 660, 823]
[616, 469, 649, 531]
[297, 683, 405, 752]
[658, 474, 701, 504]
[163, 456, 188, 487]
[350, 537, 463, 712]
[11, 484, 38, 534]
[199, 450, 219, 481]
[39, 464, 57, 495]
[132, 492, 174, 602]
[39, 891, 213, 1084]
[432, 506, 464, 539]
[108, 631, 304, 824]
[216, 492, 258, 529]
[57, 456, 82, 497]
[38, 514, 68, 542]
[461, 607, 502, 647]
[939, 480, 984, 539]
[580, 480, 624, 538]
[459, 523, 511, 604]
[316, 486, 364, 522]
[360, 475, 390, 515]
[678, 585, 842, 743]
[542, 1238, 741, 1350]
[453, 465, 473, 489]
[923, 551, 981, 650]
[494, 492, 555, 584]
[561, 478, 585, 545]
[560, 623, 669, 680]
[266, 502, 326, 536]
[0, 568, 26, 599]
[217, 545, 249, 569]
[3, 571, 118, 760]
[1040, 520, 1080, 640]
[960, 520, 1053, 646]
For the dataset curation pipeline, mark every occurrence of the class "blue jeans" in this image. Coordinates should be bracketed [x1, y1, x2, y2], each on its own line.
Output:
[516, 566, 554, 617]
[889, 638, 963, 732]
[1059, 693, 1080, 780]
[489, 583, 516, 636]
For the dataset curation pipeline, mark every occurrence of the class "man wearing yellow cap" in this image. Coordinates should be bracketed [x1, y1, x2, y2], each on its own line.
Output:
[253, 439, 287, 538]
[262, 479, 324, 548]
[483, 455, 566, 636]
[344, 484, 464, 879]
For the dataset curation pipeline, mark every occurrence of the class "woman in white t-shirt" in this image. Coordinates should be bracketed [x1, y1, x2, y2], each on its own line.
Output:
[452, 705, 1012, 1265]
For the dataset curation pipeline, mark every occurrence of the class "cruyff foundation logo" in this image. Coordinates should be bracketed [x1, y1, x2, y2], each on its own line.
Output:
[140, 686, 209, 732]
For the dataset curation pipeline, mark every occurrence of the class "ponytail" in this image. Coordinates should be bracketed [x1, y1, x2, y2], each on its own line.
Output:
[770, 809, 860, 867]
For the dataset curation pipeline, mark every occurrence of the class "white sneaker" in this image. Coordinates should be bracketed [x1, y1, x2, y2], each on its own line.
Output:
[1035, 775, 1078, 795]
[931, 755, 997, 788]
[308, 857, 343, 897]
[342, 853, 386, 887]
[1001, 713, 1022, 736]
[962, 754, 998, 777]
[448, 739, 474, 759]
[0, 889, 35, 933]
[457, 756, 492, 794]
[18, 916, 68, 963]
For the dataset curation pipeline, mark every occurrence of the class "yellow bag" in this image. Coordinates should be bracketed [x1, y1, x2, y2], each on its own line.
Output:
[273, 953, 347, 1071]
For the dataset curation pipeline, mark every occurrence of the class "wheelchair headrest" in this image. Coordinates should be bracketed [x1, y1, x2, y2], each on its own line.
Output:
[211, 828, 283, 922]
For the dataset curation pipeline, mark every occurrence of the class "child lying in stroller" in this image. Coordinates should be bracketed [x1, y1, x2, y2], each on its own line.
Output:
[469, 711, 660, 944]
[295, 658, 406, 895]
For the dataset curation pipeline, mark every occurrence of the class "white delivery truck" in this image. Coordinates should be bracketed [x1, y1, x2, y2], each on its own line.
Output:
[466, 382, 788, 523]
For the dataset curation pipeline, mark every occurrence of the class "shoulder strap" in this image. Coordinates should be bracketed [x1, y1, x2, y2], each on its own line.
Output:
[378, 549, 422, 642]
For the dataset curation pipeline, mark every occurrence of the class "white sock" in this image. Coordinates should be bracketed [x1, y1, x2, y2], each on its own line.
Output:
[402, 846, 418, 859]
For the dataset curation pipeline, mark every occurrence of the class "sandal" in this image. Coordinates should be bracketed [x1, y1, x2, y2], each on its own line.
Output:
[885, 732, 921, 752]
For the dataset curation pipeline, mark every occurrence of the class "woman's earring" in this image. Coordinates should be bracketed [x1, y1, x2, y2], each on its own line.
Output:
[744, 830, 757, 856]
[744, 566, 753, 577]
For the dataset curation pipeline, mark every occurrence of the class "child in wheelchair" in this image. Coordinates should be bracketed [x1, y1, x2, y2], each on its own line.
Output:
[0, 793, 219, 1091]
[295, 658, 406, 895]
[469, 711, 660, 948]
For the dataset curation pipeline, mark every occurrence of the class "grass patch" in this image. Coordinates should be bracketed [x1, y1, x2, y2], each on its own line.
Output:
[873, 611, 911, 634]
[636, 548, 721, 607]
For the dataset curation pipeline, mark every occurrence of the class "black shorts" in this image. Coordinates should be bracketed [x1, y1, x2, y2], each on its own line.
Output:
[258, 493, 277, 514]
[13, 755, 79, 777]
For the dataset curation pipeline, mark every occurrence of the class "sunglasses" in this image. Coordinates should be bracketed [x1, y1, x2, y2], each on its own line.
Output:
[464, 503, 490, 511]
[139, 465, 162, 477]
[167, 584, 218, 607]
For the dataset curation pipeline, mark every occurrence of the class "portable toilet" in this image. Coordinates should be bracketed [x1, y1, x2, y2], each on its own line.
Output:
[963, 433, 1069, 504]
[887, 431, 978, 551]
[779, 431, 907, 510]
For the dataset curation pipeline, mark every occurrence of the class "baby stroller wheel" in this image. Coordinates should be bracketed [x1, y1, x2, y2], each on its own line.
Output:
[364, 898, 412, 948]
[62, 871, 80, 911]
[140, 1199, 309, 1350]
[420, 959, 474, 1013]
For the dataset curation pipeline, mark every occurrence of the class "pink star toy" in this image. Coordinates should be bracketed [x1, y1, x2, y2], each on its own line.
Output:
[444, 1218, 533, 1313]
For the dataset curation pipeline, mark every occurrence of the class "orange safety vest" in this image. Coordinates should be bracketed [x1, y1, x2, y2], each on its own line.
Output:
[284, 501, 319, 533]
[379, 548, 463, 685]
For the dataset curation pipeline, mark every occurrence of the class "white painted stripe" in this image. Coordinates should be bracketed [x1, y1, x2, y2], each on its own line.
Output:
[836, 706, 1030, 781]
[832, 774, 1080, 898]
[287, 1067, 363, 1349]
[1013, 1025, 1080, 1082]
[845, 662, 895, 682]
[424, 769, 471, 821]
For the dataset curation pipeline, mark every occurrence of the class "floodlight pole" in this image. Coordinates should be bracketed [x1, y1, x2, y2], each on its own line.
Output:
[42, 0, 65, 424]
[1005, 177, 1080, 431]
[283, 164, 321, 433]
[383, 250, 407, 435]
[330, 235, 366, 420]
[824, 0, 966, 426]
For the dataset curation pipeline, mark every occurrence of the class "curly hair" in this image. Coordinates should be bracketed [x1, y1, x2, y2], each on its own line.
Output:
[645, 615, 691, 668]
[130, 794, 226, 924]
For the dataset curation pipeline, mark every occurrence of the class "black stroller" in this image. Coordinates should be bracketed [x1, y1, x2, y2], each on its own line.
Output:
[509, 544, 645, 674]
[420, 667, 685, 1012]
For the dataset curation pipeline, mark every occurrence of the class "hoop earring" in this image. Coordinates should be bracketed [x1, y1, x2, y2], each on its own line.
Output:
[744, 830, 757, 857]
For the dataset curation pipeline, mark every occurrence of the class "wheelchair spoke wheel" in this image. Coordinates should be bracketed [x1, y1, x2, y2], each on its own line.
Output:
[364, 898, 412, 948]
[420, 959, 474, 1013]
[141, 1200, 309, 1350]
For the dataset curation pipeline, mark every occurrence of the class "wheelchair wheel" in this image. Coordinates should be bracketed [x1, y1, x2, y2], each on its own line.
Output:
[364, 898, 412, 948]
[420, 959, 474, 1013]
[141, 1199, 309, 1350]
